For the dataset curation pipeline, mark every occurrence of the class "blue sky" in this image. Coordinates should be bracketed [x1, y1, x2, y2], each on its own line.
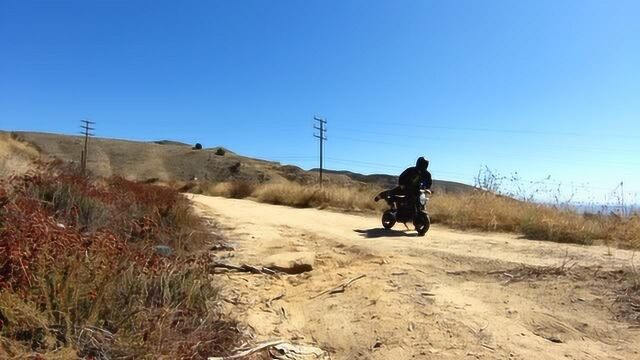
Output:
[1, 0, 639, 204]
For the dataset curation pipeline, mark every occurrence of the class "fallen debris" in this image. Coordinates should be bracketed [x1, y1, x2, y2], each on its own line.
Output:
[270, 342, 328, 359]
[210, 262, 280, 275]
[267, 292, 286, 308]
[370, 339, 383, 351]
[481, 343, 496, 351]
[208, 340, 328, 360]
[211, 243, 236, 251]
[264, 252, 315, 274]
[408, 322, 415, 332]
[488, 259, 580, 285]
[208, 340, 287, 360]
[310, 274, 366, 299]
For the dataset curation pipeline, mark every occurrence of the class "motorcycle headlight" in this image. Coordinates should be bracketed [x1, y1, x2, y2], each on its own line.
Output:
[419, 193, 427, 205]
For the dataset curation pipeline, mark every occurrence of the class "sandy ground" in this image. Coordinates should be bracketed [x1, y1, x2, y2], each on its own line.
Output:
[190, 194, 640, 360]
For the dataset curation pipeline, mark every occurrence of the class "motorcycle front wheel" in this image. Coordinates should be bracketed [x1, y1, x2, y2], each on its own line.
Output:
[414, 213, 431, 236]
[382, 210, 396, 229]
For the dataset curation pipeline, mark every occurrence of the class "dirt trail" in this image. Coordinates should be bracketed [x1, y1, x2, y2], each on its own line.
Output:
[190, 195, 640, 360]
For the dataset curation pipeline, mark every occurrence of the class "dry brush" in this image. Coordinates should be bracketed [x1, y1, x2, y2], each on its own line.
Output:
[0, 166, 243, 359]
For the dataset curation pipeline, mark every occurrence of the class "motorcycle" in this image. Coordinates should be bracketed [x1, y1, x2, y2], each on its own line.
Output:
[376, 188, 431, 236]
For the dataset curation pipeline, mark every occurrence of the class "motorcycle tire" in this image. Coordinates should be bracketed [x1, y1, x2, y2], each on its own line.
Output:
[382, 210, 396, 229]
[414, 213, 431, 236]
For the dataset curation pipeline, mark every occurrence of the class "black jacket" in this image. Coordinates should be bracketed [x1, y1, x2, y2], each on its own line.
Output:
[398, 166, 432, 192]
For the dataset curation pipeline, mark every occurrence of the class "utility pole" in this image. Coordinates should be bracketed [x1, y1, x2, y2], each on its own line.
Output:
[620, 181, 625, 217]
[313, 116, 327, 187]
[80, 119, 95, 173]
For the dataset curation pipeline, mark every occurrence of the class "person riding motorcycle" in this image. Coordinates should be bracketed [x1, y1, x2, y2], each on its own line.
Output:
[374, 157, 432, 207]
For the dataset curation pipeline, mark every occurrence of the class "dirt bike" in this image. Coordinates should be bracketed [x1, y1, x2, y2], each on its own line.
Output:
[375, 188, 431, 236]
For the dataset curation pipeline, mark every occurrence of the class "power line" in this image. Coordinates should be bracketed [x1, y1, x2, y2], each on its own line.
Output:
[329, 134, 640, 171]
[351, 119, 640, 140]
[330, 126, 640, 156]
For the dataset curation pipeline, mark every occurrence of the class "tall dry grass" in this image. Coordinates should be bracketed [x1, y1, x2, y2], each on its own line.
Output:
[204, 181, 383, 211]
[200, 180, 640, 248]
[430, 192, 640, 246]
[253, 182, 383, 211]
[206, 181, 256, 199]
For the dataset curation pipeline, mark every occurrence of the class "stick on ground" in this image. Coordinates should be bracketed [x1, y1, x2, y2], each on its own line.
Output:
[310, 274, 366, 299]
[210, 262, 279, 275]
[208, 340, 287, 360]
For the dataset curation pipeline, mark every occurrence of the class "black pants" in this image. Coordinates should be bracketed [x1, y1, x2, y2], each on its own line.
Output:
[375, 186, 416, 206]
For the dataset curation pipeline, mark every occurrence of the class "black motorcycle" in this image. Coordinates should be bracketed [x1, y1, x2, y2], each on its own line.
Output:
[376, 188, 431, 236]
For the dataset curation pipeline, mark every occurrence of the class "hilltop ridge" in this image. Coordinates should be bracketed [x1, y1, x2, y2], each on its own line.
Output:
[1, 130, 474, 193]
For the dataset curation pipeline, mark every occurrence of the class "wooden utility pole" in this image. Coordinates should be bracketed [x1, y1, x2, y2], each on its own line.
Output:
[313, 116, 327, 187]
[80, 119, 95, 173]
[620, 181, 625, 216]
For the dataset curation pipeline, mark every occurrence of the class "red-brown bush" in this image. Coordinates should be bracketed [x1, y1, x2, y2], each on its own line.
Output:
[0, 167, 241, 358]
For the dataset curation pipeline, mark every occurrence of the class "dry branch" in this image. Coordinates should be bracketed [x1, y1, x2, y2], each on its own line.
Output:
[208, 340, 287, 360]
[209, 340, 327, 360]
[310, 274, 366, 299]
[211, 262, 280, 275]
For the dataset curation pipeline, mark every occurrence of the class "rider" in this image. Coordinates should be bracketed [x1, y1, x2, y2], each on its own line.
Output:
[375, 156, 433, 205]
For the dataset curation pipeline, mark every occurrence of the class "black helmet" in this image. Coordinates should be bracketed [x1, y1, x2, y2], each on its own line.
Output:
[416, 156, 429, 170]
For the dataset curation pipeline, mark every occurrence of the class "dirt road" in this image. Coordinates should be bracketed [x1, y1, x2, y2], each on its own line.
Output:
[190, 194, 640, 360]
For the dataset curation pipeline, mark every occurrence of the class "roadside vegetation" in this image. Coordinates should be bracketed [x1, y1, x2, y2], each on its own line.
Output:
[196, 180, 640, 248]
[0, 165, 242, 359]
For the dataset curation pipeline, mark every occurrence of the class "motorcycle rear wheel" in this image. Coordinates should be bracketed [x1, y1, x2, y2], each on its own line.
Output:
[382, 210, 396, 229]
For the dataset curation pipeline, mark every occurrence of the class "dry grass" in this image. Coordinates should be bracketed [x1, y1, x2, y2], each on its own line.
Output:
[199, 180, 640, 248]
[249, 181, 381, 211]
[429, 192, 640, 247]
[0, 165, 243, 359]
[0, 132, 41, 176]
[204, 181, 382, 211]
[207, 181, 256, 199]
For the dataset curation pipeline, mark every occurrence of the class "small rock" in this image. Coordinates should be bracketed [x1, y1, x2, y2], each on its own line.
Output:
[545, 335, 563, 343]
[153, 245, 173, 257]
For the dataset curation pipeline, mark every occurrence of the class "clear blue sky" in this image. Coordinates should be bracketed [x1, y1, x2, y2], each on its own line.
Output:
[1, 0, 639, 204]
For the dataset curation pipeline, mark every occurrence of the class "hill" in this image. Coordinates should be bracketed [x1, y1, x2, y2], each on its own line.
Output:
[1, 130, 474, 192]
[312, 168, 474, 194]
[0, 132, 42, 176]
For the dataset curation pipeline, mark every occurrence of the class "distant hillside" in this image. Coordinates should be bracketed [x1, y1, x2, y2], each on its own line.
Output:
[2, 131, 475, 193]
[0, 132, 42, 176]
[152, 140, 191, 146]
[312, 169, 474, 194]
